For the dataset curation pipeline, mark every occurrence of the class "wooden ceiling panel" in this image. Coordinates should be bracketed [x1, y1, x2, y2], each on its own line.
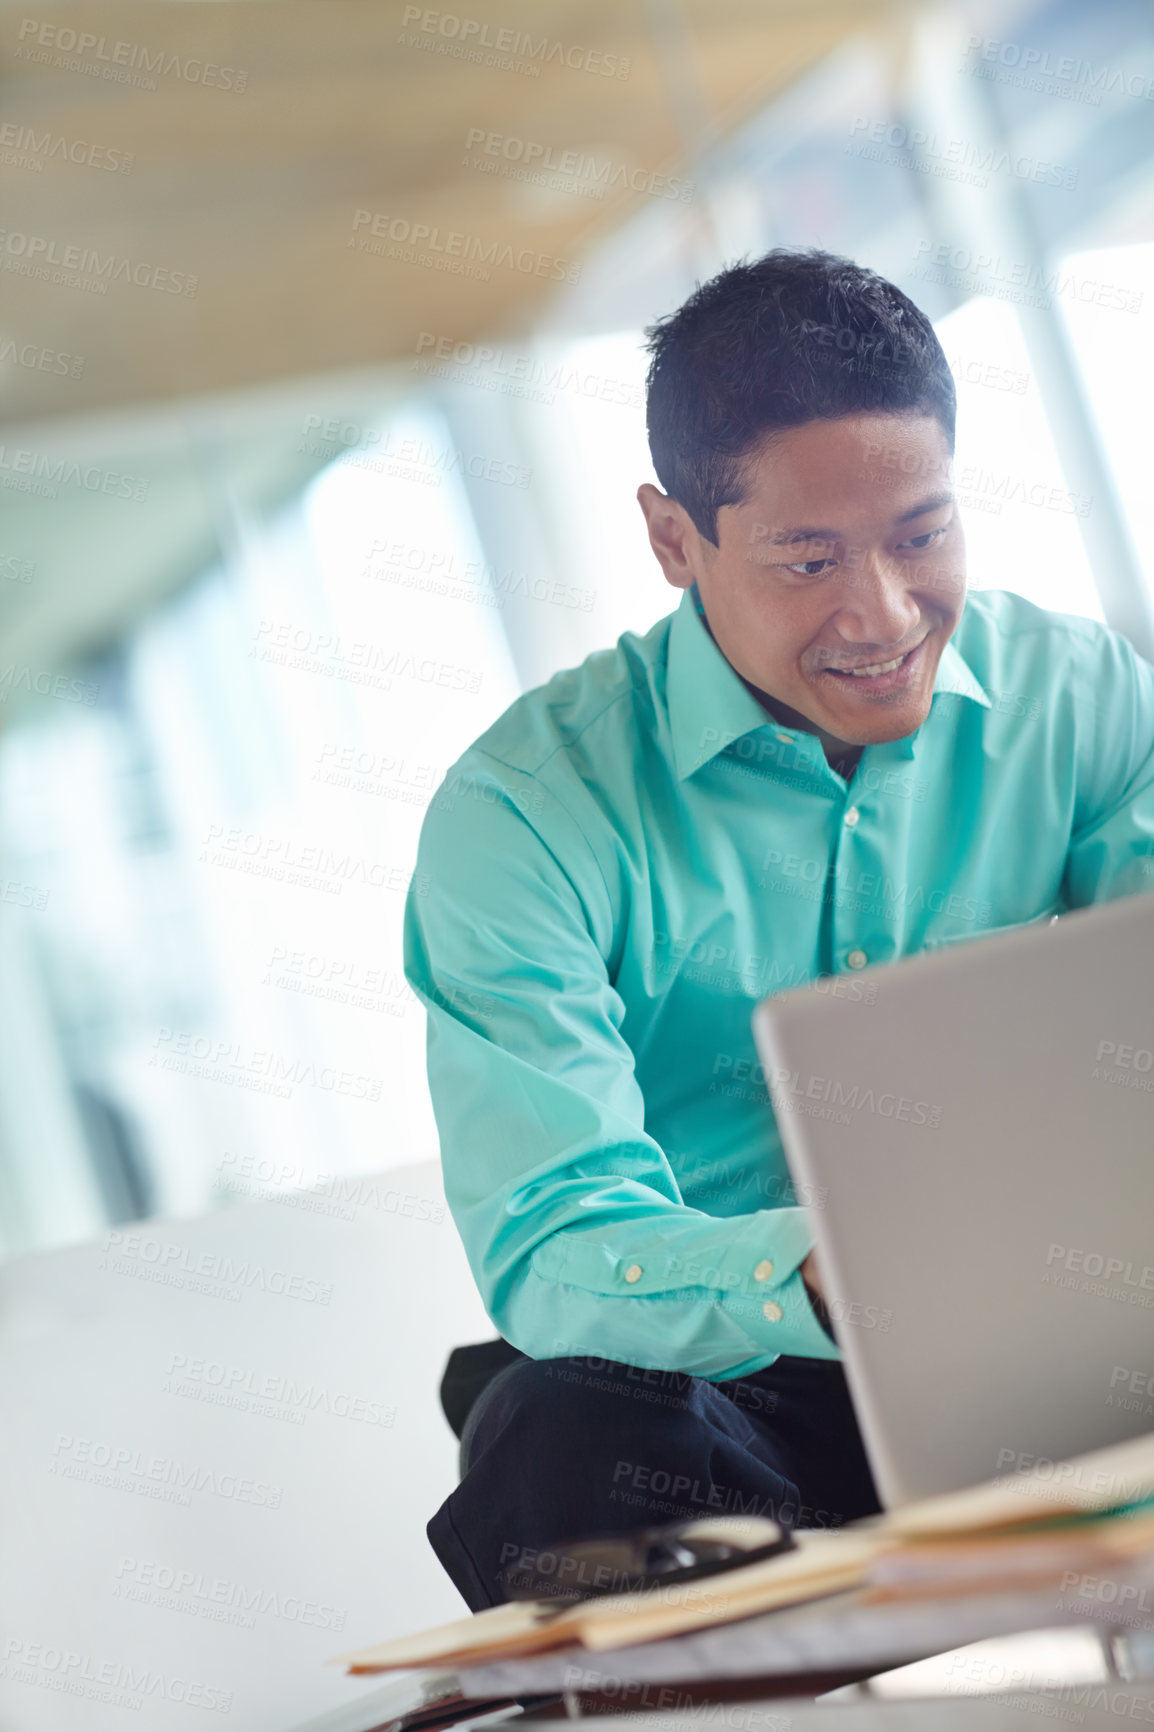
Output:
[0, 0, 900, 423]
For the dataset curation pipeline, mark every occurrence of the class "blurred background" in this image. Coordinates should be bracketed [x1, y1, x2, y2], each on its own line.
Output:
[4, 0, 1154, 1260]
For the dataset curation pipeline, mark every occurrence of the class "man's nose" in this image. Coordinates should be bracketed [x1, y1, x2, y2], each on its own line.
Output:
[835, 550, 922, 644]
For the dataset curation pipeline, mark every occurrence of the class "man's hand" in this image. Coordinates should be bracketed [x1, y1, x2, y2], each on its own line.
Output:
[800, 1249, 836, 1341]
[800, 1249, 825, 1303]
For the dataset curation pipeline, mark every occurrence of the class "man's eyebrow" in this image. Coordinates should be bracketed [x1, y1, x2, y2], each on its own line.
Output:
[894, 489, 955, 526]
[762, 491, 956, 546]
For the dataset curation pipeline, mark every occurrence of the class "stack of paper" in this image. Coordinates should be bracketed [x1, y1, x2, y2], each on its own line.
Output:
[332, 1433, 1154, 1675]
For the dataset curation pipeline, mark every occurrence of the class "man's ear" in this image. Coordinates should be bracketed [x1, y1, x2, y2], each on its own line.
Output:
[637, 484, 703, 591]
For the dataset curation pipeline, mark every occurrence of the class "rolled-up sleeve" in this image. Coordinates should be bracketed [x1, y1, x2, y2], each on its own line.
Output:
[1063, 622, 1154, 908]
[403, 754, 836, 1380]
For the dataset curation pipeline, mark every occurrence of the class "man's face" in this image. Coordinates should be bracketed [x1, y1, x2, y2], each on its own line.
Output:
[640, 412, 966, 750]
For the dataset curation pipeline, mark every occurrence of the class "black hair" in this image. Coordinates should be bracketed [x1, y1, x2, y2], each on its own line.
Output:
[643, 247, 956, 544]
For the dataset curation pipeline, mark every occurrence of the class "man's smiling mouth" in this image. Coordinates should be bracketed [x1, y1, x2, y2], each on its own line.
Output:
[817, 636, 929, 685]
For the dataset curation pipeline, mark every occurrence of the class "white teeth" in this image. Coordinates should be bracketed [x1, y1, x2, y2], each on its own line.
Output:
[850, 654, 904, 677]
[832, 652, 906, 678]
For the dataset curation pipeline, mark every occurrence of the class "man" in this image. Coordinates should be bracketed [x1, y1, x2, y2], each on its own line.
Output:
[403, 248, 1154, 1611]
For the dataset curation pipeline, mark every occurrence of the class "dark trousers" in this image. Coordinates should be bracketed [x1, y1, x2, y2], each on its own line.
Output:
[428, 1352, 882, 1611]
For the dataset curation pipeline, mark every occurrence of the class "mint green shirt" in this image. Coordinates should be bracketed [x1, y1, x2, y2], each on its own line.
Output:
[403, 586, 1154, 1379]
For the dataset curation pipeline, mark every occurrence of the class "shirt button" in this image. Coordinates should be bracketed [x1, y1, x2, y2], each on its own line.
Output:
[624, 1264, 643, 1283]
[775, 732, 791, 744]
[847, 949, 868, 969]
[844, 806, 860, 827]
[753, 1260, 774, 1282]
[762, 1300, 783, 1322]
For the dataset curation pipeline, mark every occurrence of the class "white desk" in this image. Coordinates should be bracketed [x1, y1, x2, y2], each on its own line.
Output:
[453, 1573, 1154, 1699]
[287, 1673, 1154, 1732]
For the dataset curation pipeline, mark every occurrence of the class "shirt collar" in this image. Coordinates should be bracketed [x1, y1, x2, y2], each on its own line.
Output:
[666, 583, 990, 782]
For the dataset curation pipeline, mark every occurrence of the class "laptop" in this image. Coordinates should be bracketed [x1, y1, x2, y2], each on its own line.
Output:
[752, 890, 1154, 1507]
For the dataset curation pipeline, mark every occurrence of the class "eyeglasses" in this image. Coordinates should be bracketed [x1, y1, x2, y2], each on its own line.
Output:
[499, 1513, 795, 1605]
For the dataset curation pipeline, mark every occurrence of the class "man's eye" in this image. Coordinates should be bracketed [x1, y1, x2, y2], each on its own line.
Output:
[898, 526, 949, 551]
[783, 558, 838, 577]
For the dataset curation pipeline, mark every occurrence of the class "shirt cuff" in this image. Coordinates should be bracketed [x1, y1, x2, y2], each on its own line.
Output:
[532, 1202, 837, 1367]
[653, 1206, 839, 1366]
